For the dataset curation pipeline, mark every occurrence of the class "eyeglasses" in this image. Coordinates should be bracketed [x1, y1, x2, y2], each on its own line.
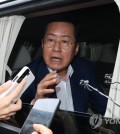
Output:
[44, 38, 75, 50]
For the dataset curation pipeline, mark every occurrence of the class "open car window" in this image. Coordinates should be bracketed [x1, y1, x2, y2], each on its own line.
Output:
[0, 0, 120, 133]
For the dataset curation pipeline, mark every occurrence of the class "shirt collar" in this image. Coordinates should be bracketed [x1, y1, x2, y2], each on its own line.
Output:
[67, 65, 74, 78]
[47, 65, 74, 80]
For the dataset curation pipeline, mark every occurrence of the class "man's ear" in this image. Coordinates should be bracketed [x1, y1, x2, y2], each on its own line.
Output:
[75, 43, 80, 55]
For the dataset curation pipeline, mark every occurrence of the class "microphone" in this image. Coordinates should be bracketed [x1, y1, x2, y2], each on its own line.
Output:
[80, 79, 120, 107]
[79, 80, 91, 91]
[79, 80, 89, 86]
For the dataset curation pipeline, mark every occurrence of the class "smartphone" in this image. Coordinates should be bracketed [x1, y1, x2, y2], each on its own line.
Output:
[0, 66, 35, 102]
[19, 98, 60, 134]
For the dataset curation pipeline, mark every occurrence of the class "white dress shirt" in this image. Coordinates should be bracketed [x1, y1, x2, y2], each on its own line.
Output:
[48, 65, 74, 111]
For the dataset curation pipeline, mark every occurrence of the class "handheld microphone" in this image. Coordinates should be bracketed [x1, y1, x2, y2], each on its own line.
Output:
[80, 80, 120, 107]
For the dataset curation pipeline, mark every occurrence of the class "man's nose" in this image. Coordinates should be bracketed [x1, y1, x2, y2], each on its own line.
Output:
[52, 41, 62, 52]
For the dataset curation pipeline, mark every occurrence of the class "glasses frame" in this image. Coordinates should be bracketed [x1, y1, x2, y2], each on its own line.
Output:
[43, 37, 76, 50]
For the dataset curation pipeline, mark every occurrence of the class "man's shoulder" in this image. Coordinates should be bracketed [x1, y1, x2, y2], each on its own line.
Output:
[26, 57, 47, 73]
[72, 56, 92, 67]
[71, 56, 95, 78]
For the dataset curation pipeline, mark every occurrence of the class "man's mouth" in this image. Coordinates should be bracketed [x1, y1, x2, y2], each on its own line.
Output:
[50, 57, 62, 62]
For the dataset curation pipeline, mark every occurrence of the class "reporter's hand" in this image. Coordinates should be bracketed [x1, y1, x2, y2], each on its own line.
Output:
[0, 80, 26, 120]
[32, 71, 60, 104]
[32, 124, 53, 134]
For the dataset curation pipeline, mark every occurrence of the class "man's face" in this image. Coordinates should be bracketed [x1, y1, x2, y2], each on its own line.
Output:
[42, 22, 79, 72]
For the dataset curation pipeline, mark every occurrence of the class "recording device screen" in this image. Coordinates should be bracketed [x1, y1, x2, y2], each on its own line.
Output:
[19, 99, 60, 134]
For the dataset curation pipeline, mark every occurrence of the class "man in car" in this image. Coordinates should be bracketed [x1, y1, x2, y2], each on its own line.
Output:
[21, 19, 107, 115]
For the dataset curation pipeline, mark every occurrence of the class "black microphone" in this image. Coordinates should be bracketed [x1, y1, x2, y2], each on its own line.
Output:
[80, 79, 120, 107]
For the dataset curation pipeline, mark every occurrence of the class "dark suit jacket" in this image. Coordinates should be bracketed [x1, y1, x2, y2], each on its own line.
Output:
[21, 56, 107, 115]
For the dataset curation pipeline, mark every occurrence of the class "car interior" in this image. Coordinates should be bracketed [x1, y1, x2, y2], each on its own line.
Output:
[7, 1, 119, 96]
